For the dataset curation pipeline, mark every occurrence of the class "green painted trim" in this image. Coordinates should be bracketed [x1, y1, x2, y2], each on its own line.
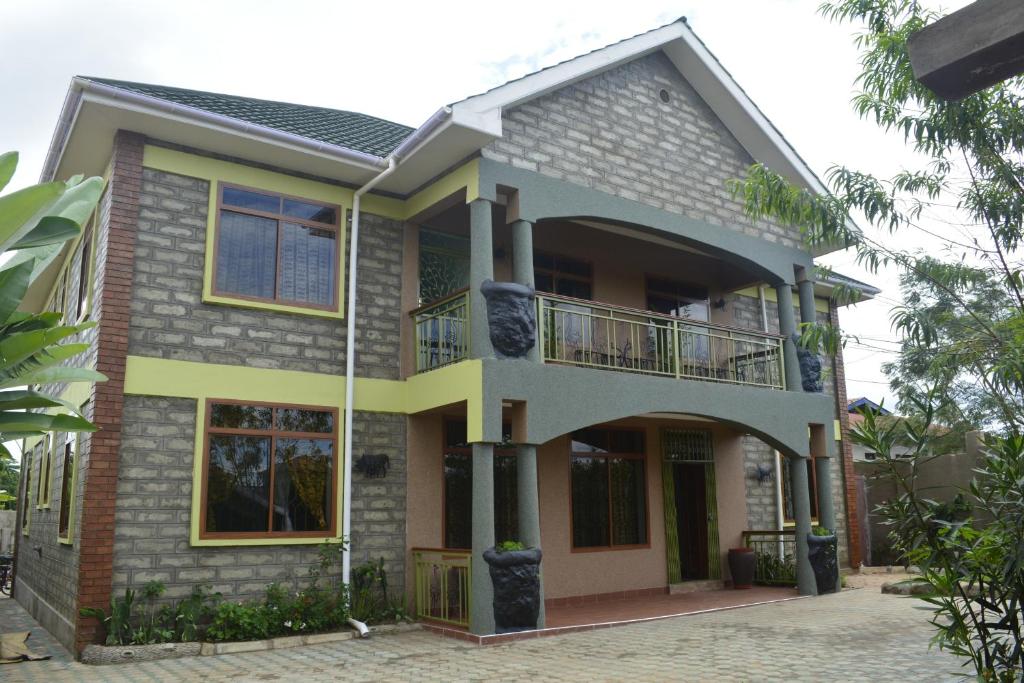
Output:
[661, 458, 682, 584]
[57, 429, 82, 546]
[143, 145, 353, 320]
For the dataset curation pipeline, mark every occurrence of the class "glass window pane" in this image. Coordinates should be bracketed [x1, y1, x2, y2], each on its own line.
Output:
[223, 187, 280, 213]
[533, 252, 554, 270]
[555, 256, 591, 278]
[494, 454, 518, 544]
[610, 458, 646, 545]
[216, 211, 278, 300]
[282, 198, 336, 224]
[210, 404, 272, 430]
[419, 229, 470, 304]
[534, 273, 554, 293]
[58, 439, 74, 536]
[206, 435, 271, 533]
[445, 421, 468, 449]
[571, 455, 609, 547]
[444, 452, 472, 549]
[277, 408, 334, 433]
[571, 429, 609, 453]
[610, 430, 644, 454]
[279, 222, 336, 306]
[273, 438, 333, 532]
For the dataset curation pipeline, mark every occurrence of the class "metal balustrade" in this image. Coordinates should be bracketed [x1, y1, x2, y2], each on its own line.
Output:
[412, 548, 471, 627]
[537, 293, 786, 389]
[742, 529, 798, 586]
[412, 289, 470, 373]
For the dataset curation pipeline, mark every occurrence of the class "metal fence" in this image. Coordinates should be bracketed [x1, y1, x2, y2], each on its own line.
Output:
[412, 548, 471, 628]
[538, 293, 786, 389]
[742, 529, 798, 586]
[412, 290, 470, 373]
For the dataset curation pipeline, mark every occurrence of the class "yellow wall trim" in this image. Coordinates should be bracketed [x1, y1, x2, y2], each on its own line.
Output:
[732, 286, 830, 314]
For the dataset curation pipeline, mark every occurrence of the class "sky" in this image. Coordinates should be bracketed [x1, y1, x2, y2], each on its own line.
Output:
[0, 0, 974, 409]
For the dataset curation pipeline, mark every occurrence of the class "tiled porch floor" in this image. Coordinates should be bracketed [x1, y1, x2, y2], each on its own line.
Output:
[545, 585, 800, 628]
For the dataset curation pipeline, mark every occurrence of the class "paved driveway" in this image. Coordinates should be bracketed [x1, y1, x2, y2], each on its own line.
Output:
[3, 586, 960, 682]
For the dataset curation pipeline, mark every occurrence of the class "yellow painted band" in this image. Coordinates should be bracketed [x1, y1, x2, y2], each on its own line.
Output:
[732, 286, 830, 314]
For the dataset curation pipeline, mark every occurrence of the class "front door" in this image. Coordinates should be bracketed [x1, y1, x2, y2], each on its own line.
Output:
[675, 463, 709, 580]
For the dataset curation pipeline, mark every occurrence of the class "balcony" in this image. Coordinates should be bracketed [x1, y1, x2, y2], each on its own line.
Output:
[411, 290, 786, 390]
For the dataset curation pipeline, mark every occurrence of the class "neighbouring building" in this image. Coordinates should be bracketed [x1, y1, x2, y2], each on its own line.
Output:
[14, 18, 878, 653]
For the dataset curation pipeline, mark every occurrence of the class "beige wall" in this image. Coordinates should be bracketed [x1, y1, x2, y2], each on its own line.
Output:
[405, 412, 754, 600]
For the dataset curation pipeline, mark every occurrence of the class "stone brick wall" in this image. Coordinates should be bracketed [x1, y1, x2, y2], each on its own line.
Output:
[112, 397, 408, 602]
[482, 51, 800, 249]
[128, 164, 402, 379]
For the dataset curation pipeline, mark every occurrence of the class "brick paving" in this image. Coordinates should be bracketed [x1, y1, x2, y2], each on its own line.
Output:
[1, 586, 960, 682]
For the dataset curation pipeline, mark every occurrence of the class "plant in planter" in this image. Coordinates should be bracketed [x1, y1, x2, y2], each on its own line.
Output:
[807, 525, 838, 594]
[480, 280, 536, 358]
[727, 547, 756, 589]
[482, 540, 542, 633]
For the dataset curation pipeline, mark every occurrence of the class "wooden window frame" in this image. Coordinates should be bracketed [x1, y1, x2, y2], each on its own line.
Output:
[21, 443, 35, 535]
[75, 213, 96, 322]
[533, 250, 594, 298]
[57, 430, 80, 544]
[212, 182, 343, 312]
[569, 427, 651, 553]
[198, 398, 339, 540]
[644, 275, 710, 321]
[440, 418, 516, 551]
[36, 434, 53, 510]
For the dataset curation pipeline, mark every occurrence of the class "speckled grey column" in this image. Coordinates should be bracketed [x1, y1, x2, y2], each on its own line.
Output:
[815, 456, 836, 533]
[511, 219, 540, 362]
[797, 278, 816, 326]
[517, 444, 545, 627]
[775, 283, 803, 392]
[470, 442, 496, 634]
[470, 199, 495, 359]
[789, 455, 817, 596]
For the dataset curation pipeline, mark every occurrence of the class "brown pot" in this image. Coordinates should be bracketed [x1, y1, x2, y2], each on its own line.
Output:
[728, 547, 756, 589]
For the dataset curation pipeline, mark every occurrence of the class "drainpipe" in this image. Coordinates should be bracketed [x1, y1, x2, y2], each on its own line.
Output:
[759, 285, 786, 539]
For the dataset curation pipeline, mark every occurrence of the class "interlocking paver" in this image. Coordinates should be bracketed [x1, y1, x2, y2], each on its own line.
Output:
[1, 587, 960, 682]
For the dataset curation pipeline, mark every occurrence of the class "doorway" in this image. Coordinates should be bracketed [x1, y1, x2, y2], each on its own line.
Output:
[674, 463, 709, 579]
[662, 429, 721, 583]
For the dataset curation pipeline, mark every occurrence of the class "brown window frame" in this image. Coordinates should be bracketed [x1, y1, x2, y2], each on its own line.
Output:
[644, 275, 710, 321]
[441, 418, 517, 551]
[212, 182, 343, 312]
[569, 427, 650, 552]
[37, 434, 53, 509]
[533, 250, 594, 299]
[199, 398, 339, 540]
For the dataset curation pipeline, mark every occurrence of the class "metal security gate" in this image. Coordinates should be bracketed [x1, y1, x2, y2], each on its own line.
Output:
[662, 429, 721, 583]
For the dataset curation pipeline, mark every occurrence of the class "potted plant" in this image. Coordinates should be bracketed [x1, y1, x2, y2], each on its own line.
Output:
[807, 526, 838, 594]
[480, 280, 536, 358]
[481, 540, 542, 633]
[727, 547, 756, 589]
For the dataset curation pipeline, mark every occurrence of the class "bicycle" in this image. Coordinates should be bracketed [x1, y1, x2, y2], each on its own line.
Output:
[0, 553, 13, 596]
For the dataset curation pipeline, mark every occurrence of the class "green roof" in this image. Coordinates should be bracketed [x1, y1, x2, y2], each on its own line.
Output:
[83, 77, 414, 157]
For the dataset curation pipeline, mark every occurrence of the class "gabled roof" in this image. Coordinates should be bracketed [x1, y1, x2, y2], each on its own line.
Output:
[848, 397, 891, 415]
[80, 77, 414, 157]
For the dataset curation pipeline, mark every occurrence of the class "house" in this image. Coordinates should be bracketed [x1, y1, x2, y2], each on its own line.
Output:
[13, 18, 877, 652]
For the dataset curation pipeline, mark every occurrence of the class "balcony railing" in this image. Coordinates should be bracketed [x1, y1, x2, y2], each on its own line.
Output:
[412, 547, 471, 628]
[742, 529, 797, 586]
[537, 293, 786, 389]
[412, 289, 470, 373]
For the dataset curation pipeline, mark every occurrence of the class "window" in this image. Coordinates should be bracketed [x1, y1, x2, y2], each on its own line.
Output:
[570, 428, 647, 549]
[75, 216, 94, 320]
[646, 277, 709, 322]
[202, 401, 337, 538]
[443, 420, 517, 550]
[418, 228, 469, 305]
[37, 434, 53, 509]
[534, 252, 593, 300]
[214, 184, 340, 309]
[782, 455, 820, 522]
[58, 431, 79, 541]
[21, 444, 35, 534]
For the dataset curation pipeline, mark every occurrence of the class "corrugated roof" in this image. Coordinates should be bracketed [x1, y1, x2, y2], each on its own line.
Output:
[82, 77, 414, 157]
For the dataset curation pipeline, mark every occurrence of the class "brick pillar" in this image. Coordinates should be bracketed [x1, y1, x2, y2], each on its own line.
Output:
[829, 302, 862, 569]
[74, 130, 144, 652]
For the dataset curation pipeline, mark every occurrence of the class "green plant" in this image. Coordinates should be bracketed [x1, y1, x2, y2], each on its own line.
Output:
[812, 526, 835, 537]
[80, 588, 136, 646]
[754, 551, 797, 585]
[495, 540, 525, 552]
[206, 601, 273, 643]
[349, 558, 407, 624]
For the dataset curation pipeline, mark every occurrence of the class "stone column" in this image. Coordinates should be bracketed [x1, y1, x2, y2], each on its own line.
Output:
[812, 424, 836, 532]
[789, 454, 817, 596]
[775, 283, 803, 392]
[517, 444, 545, 627]
[470, 442, 496, 634]
[469, 199, 494, 359]
[511, 219, 540, 363]
[797, 277, 817, 326]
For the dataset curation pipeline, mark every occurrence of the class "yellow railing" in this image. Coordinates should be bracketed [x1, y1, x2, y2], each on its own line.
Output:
[537, 293, 786, 389]
[412, 290, 470, 373]
[412, 547, 471, 628]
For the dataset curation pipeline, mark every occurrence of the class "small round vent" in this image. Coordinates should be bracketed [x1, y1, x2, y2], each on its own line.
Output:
[659, 89, 670, 103]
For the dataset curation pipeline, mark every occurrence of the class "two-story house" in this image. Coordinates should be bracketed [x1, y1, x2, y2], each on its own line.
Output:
[13, 18, 876, 653]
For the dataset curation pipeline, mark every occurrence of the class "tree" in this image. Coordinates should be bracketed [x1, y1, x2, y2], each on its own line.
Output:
[0, 151, 106, 461]
[728, 1, 1024, 678]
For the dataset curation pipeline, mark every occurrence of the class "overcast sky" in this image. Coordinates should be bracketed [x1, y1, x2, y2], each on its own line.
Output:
[0, 0, 973, 408]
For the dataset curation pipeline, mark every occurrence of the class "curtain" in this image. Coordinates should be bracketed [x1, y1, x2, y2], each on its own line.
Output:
[217, 211, 277, 299]
[279, 222, 335, 306]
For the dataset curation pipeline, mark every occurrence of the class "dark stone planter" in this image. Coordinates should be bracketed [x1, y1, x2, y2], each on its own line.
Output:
[482, 547, 542, 633]
[793, 333, 823, 392]
[727, 547, 756, 589]
[480, 280, 536, 358]
[807, 533, 838, 594]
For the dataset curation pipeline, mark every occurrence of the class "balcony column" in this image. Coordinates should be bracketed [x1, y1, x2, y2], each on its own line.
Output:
[470, 442, 496, 634]
[517, 444, 545, 627]
[469, 198, 495, 359]
[812, 424, 837, 533]
[511, 219, 540, 363]
[797, 276, 817, 327]
[789, 454, 818, 596]
[775, 283, 803, 392]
